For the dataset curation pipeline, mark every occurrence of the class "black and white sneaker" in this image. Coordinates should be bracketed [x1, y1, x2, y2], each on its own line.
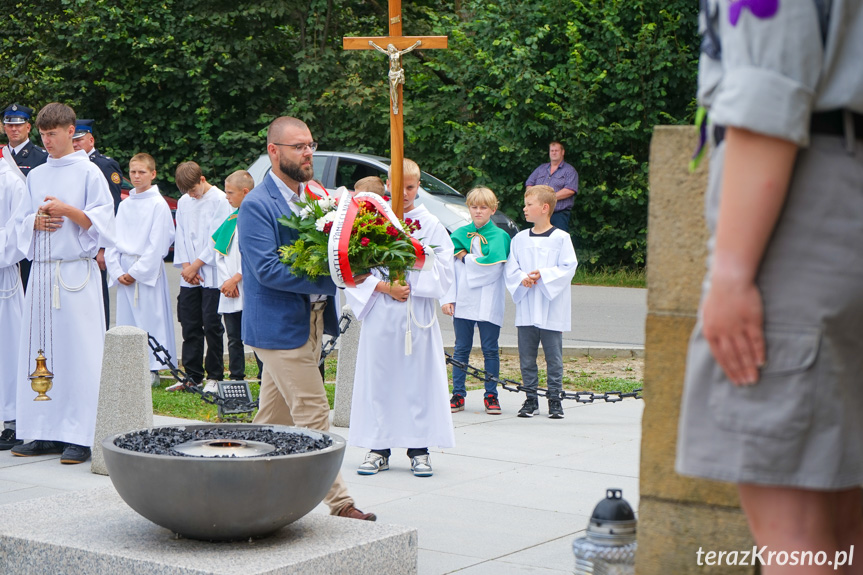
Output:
[548, 399, 564, 419]
[517, 398, 539, 418]
[0, 428, 23, 451]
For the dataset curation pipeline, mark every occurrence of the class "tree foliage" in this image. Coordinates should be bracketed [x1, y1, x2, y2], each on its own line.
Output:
[0, 0, 698, 269]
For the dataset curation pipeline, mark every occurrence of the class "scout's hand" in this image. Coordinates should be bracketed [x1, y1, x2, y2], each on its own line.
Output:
[442, 303, 454, 316]
[701, 275, 765, 386]
[521, 275, 535, 288]
[96, 248, 107, 271]
[34, 212, 63, 232]
[118, 273, 136, 286]
[220, 278, 240, 298]
[528, 270, 541, 282]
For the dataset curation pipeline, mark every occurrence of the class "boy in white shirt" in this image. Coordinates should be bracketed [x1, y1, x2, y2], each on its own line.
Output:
[441, 186, 510, 415]
[169, 161, 232, 392]
[505, 185, 577, 419]
[105, 153, 176, 385]
[211, 170, 254, 382]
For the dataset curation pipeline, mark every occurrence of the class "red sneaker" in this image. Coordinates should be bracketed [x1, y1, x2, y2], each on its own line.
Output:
[484, 395, 501, 415]
[450, 394, 465, 413]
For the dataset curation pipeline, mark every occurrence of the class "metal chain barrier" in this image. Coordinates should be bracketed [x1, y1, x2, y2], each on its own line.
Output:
[445, 353, 642, 404]
[319, 312, 352, 365]
[147, 335, 258, 417]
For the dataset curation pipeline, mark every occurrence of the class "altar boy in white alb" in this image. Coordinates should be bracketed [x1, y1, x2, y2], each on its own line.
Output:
[0, 148, 26, 451]
[505, 185, 577, 420]
[106, 153, 176, 383]
[10, 103, 115, 464]
[346, 158, 455, 478]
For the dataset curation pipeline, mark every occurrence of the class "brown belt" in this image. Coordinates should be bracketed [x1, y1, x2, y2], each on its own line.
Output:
[311, 300, 327, 311]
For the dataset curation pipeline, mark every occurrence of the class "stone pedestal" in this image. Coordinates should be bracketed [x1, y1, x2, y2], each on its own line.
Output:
[0, 487, 417, 574]
[91, 326, 153, 475]
[333, 305, 360, 428]
[636, 126, 755, 574]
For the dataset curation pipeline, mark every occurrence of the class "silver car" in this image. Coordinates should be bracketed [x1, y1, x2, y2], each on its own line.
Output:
[247, 151, 519, 237]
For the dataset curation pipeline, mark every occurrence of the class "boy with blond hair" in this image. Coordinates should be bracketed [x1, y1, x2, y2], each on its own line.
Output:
[212, 170, 254, 382]
[106, 153, 176, 384]
[170, 161, 231, 392]
[505, 184, 577, 419]
[442, 186, 510, 414]
[347, 158, 455, 477]
[353, 175, 386, 197]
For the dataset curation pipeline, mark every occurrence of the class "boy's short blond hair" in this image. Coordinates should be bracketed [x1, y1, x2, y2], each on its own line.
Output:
[225, 170, 254, 191]
[175, 161, 203, 192]
[525, 185, 557, 212]
[354, 176, 386, 196]
[465, 186, 498, 210]
[389, 158, 421, 181]
[129, 153, 156, 172]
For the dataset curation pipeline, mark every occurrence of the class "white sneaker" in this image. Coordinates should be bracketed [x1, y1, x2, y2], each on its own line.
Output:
[411, 454, 433, 477]
[202, 380, 219, 394]
[165, 381, 187, 392]
[357, 452, 389, 475]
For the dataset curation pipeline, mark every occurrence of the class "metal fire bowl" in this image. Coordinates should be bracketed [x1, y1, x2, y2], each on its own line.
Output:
[102, 423, 345, 541]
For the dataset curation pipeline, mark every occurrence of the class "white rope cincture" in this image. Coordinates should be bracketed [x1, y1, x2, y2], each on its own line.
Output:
[404, 292, 437, 356]
[0, 266, 21, 300]
[52, 258, 92, 309]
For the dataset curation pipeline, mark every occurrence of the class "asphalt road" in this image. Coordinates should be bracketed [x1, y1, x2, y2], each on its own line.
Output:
[109, 264, 647, 361]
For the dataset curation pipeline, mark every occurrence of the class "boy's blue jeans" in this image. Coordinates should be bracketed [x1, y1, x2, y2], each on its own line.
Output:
[517, 326, 563, 399]
[451, 318, 500, 398]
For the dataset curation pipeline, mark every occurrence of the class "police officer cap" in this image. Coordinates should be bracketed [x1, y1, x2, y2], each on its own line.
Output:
[73, 119, 95, 140]
[3, 104, 34, 125]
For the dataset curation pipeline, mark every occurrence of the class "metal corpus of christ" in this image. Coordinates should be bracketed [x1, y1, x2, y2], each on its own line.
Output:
[342, 2, 447, 219]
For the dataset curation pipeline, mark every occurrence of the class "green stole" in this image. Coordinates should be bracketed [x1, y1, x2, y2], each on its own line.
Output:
[450, 220, 511, 265]
[212, 209, 238, 256]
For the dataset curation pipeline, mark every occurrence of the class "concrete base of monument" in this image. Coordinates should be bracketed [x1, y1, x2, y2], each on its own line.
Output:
[0, 487, 417, 575]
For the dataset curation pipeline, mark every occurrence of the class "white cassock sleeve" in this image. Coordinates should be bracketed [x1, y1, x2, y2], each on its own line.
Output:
[464, 255, 505, 289]
[408, 218, 454, 300]
[196, 199, 232, 266]
[77, 167, 115, 253]
[344, 271, 382, 322]
[536, 233, 577, 301]
[0, 173, 25, 267]
[505, 236, 530, 304]
[128, 201, 175, 286]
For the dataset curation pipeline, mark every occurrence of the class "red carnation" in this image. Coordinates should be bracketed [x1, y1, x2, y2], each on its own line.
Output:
[385, 226, 399, 237]
[360, 237, 370, 247]
[323, 222, 333, 234]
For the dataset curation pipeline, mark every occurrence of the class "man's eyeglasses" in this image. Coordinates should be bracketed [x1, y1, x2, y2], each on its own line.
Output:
[272, 142, 318, 153]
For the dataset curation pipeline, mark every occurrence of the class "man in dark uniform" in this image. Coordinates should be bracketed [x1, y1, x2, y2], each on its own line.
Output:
[3, 103, 48, 292]
[72, 119, 123, 328]
[3, 104, 48, 177]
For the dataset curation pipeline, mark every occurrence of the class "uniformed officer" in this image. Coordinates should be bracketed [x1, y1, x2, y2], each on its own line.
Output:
[3, 103, 48, 293]
[2, 104, 48, 178]
[71, 119, 123, 212]
[72, 119, 124, 328]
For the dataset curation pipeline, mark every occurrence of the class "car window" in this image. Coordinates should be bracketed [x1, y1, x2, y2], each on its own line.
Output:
[376, 158, 462, 197]
[335, 159, 386, 190]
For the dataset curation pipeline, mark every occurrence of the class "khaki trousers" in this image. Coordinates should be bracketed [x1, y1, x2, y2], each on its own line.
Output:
[251, 307, 353, 514]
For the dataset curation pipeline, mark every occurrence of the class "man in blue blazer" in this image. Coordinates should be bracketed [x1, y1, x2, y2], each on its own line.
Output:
[238, 116, 375, 521]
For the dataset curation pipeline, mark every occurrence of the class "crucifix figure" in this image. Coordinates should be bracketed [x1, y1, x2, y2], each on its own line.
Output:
[369, 40, 420, 115]
[343, 1, 447, 218]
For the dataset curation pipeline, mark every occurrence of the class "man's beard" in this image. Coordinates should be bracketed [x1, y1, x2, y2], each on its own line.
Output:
[279, 155, 314, 183]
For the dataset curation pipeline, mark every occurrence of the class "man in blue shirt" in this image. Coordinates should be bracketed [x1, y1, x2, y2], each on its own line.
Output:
[525, 141, 578, 233]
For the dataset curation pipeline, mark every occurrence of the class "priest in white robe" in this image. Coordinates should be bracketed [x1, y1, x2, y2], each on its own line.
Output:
[0, 150, 25, 450]
[10, 103, 115, 464]
[106, 154, 175, 375]
[346, 159, 455, 478]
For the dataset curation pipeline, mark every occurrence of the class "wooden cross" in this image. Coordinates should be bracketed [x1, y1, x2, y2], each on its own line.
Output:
[343, 1, 447, 218]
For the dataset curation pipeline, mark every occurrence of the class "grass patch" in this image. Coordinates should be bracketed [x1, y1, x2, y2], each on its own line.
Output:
[573, 266, 645, 288]
[156, 353, 642, 421]
[154, 357, 337, 422]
